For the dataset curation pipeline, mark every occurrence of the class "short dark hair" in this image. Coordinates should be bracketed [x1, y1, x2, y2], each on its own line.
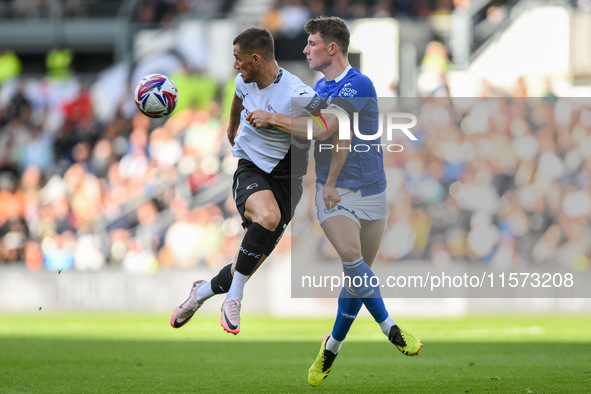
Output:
[304, 16, 350, 55]
[233, 27, 275, 60]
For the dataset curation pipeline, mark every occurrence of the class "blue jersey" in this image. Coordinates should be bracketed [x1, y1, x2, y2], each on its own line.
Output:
[313, 66, 387, 196]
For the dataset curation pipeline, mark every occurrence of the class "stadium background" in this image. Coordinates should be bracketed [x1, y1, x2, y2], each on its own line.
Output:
[1, 0, 591, 317]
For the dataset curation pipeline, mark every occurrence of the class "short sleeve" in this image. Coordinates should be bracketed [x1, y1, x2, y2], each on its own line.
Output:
[292, 86, 328, 117]
[294, 85, 315, 98]
[234, 74, 245, 100]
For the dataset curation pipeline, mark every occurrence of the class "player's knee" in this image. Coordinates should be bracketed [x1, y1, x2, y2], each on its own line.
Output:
[338, 245, 362, 263]
[253, 208, 281, 231]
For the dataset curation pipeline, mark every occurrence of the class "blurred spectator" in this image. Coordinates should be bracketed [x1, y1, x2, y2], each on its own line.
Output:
[11, 0, 46, 19]
[511, 76, 529, 98]
[62, 0, 87, 18]
[21, 122, 54, 173]
[418, 41, 452, 96]
[331, 0, 352, 19]
[0, 103, 32, 172]
[170, 62, 218, 113]
[263, 0, 283, 34]
[0, 173, 27, 263]
[73, 233, 106, 270]
[135, 199, 164, 253]
[308, 0, 326, 18]
[372, 1, 392, 17]
[122, 238, 158, 273]
[42, 231, 76, 271]
[0, 49, 22, 85]
[134, 0, 205, 27]
[278, 0, 309, 38]
[349, 1, 369, 18]
[46, 43, 74, 80]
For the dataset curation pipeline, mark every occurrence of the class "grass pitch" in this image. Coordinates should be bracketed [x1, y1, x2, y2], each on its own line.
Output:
[1, 312, 590, 393]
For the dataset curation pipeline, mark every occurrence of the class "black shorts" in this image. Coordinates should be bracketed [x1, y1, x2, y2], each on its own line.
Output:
[232, 159, 303, 229]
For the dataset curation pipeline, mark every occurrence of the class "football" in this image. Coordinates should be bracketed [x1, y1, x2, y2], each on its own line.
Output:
[134, 74, 178, 118]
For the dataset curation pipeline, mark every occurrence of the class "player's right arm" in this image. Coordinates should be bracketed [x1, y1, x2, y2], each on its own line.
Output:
[323, 131, 350, 208]
[226, 93, 244, 146]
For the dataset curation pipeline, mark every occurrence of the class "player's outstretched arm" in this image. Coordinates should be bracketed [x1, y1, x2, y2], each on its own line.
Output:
[227, 93, 244, 146]
[245, 109, 338, 140]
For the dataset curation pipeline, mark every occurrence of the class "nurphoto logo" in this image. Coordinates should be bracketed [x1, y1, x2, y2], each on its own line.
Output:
[306, 107, 419, 153]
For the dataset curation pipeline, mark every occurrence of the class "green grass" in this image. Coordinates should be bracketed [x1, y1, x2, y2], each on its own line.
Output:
[1, 313, 590, 393]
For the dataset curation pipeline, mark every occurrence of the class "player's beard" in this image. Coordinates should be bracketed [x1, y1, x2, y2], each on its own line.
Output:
[241, 74, 251, 83]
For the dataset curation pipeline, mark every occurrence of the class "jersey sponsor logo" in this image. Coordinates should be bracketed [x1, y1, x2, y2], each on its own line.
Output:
[339, 83, 358, 97]
[246, 182, 258, 190]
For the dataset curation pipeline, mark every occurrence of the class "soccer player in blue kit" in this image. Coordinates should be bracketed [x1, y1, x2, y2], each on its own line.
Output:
[246, 16, 422, 386]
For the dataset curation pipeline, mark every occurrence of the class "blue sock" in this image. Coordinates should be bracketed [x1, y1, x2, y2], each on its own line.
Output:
[342, 257, 389, 323]
[331, 285, 363, 341]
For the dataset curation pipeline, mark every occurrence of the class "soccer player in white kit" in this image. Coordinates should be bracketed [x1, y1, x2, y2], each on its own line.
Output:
[170, 27, 317, 335]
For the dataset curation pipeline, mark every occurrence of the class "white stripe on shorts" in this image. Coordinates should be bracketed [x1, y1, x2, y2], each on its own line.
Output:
[315, 181, 387, 226]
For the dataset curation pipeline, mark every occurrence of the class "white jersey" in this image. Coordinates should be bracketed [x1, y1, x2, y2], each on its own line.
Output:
[232, 68, 315, 176]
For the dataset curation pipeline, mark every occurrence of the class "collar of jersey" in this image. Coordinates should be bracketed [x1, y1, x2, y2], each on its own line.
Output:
[254, 68, 283, 91]
[329, 65, 352, 84]
[273, 68, 283, 84]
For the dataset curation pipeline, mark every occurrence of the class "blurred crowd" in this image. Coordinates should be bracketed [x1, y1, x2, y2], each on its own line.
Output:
[297, 91, 591, 273]
[380, 94, 591, 273]
[0, 69, 251, 272]
[265, 0, 458, 59]
[3, 0, 123, 19]
[0, 0, 225, 21]
[1, 0, 590, 275]
[2, 57, 591, 274]
[1, 0, 458, 22]
[264, 0, 456, 34]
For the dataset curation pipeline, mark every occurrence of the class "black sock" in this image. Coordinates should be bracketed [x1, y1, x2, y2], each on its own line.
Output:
[235, 222, 274, 276]
[210, 263, 233, 294]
